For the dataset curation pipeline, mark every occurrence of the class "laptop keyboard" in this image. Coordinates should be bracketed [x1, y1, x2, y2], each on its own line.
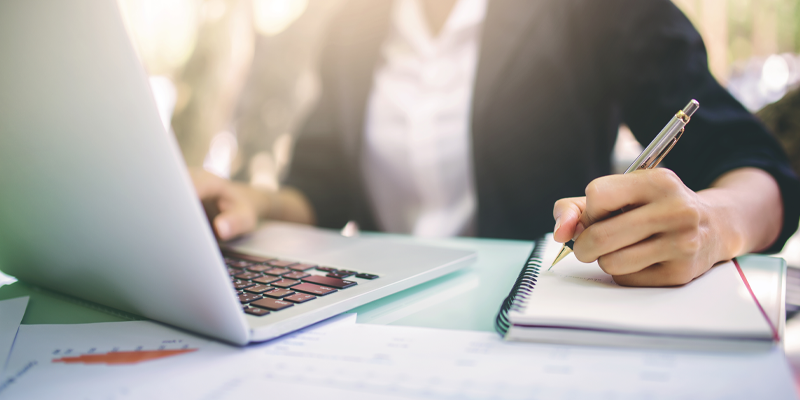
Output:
[222, 251, 379, 317]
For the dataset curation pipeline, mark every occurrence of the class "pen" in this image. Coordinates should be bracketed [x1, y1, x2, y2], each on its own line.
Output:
[549, 99, 700, 269]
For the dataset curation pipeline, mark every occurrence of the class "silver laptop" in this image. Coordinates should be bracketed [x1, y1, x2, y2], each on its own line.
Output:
[0, 0, 475, 345]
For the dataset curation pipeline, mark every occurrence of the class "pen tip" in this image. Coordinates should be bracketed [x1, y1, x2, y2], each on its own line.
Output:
[550, 244, 573, 269]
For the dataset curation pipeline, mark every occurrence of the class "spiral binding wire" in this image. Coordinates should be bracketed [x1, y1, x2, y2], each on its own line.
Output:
[494, 237, 545, 336]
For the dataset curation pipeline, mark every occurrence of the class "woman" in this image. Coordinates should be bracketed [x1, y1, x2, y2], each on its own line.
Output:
[194, 0, 800, 287]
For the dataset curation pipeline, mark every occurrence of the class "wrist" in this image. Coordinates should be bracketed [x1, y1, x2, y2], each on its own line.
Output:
[239, 184, 315, 225]
[262, 189, 283, 220]
[697, 188, 746, 260]
[251, 187, 282, 220]
[703, 168, 784, 255]
[229, 182, 275, 221]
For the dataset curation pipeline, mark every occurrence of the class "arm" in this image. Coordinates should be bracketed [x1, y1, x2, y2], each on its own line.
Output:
[553, 167, 783, 287]
[191, 169, 315, 241]
[700, 167, 783, 255]
[190, 1, 380, 240]
[551, 0, 798, 286]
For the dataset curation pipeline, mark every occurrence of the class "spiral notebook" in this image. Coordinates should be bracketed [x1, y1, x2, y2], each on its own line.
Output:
[495, 235, 780, 351]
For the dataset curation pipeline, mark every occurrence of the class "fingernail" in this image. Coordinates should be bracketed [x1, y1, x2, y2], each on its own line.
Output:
[215, 219, 230, 239]
[553, 217, 561, 234]
[573, 222, 585, 240]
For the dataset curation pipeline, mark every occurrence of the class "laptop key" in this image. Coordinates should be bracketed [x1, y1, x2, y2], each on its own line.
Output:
[238, 292, 262, 304]
[222, 250, 274, 264]
[244, 307, 270, 316]
[263, 289, 295, 298]
[283, 271, 310, 280]
[227, 268, 240, 276]
[271, 279, 300, 288]
[246, 264, 272, 273]
[252, 275, 280, 285]
[316, 266, 337, 272]
[284, 293, 315, 303]
[355, 273, 379, 280]
[290, 263, 316, 271]
[251, 298, 294, 311]
[292, 283, 337, 296]
[327, 271, 354, 279]
[244, 284, 274, 294]
[234, 272, 263, 281]
[302, 275, 357, 289]
[232, 279, 255, 290]
[264, 268, 291, 276]
[268, 260, 297, 268]
[227, 260, 251, 269]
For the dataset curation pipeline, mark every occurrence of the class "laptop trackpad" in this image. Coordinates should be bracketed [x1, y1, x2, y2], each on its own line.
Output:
[224, 222, 365, 260]
[223, 222, 467, 273]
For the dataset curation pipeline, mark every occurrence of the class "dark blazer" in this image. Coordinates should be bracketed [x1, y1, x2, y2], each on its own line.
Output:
[286, 0, 800, 252]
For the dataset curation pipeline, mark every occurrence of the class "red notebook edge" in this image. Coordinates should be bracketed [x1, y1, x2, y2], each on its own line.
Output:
[733, 258, 781, 342]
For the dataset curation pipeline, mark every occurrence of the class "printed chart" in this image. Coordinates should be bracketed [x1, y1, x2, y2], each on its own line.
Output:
[52, 348, 197, 365]
[0, 321, 228, 400]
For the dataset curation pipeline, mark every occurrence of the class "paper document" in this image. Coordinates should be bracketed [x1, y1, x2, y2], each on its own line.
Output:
[133, 320, 796, 400]
[0, 314, 355, 400]
[0, 271, 16, 288]
[2, 313, 795, 399]
[0, 296, 28, 374]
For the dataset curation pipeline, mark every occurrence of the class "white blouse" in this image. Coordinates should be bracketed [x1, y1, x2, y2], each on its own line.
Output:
[361, 0, 487, 237]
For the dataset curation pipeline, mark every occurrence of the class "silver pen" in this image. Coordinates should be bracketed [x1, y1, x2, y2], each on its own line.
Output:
[549, 99, 700, 269]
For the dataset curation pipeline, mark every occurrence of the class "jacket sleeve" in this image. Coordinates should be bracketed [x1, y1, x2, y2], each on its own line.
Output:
[604, 0, 800, 253]
[283, 90, 353, 230]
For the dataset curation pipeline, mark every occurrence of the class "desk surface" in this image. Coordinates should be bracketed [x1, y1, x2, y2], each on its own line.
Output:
[0, 235, 532, 331]
[0, 233, 786, 338]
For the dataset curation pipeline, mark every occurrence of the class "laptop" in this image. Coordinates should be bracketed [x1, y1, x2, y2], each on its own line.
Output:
[0, 0, 475, 345]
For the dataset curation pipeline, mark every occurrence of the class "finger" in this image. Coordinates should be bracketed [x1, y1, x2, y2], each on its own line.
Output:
[553, 197, 585, 243]
[595, 235, 672, 276]
[573, 199, 690, 263]
[190, 169, 225, 200]
[581, 169, 682, 227]
[611, 261, 704, 287]
[213, 203, 258, 241]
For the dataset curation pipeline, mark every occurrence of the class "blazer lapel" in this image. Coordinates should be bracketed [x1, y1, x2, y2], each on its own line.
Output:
[472, 0, 545, 125]
[333, 0, 392, 161]
[329, 0, 392, 228]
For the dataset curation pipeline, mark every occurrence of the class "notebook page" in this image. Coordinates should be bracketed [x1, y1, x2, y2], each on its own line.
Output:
[508, 236, 772, 339]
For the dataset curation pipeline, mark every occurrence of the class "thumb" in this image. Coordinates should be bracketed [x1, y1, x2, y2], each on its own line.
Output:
[553, 196, 586, 243]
